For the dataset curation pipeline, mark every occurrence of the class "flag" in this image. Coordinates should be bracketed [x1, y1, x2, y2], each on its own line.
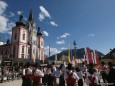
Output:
[84, 55, 87, 63]
[84, 47, 93, 64]
[84, 54, 89, 64]
[49, 45, 50, 57]
[93, 50, 99, 64]
[68, 43, 71, 63]
[55, 54, 57, 64]
[91, 52, 95, 64]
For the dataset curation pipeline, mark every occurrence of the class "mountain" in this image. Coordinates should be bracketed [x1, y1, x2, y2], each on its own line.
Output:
[48, 48, 104, 60]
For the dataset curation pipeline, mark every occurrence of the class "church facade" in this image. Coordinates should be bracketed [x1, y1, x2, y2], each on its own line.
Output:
[0, 10, 44, 65]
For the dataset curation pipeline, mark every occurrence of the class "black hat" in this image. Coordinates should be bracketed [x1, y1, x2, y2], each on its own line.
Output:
[34, 63, 40, 68]
[26, 62, 31, 67]
[67, 63, 73, 70]
[108, 62, 113, 67]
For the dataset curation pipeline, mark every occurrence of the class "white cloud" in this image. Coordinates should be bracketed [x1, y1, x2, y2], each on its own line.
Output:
[0, 1, 7, 15]
[17, 11, 22, 15]
[50, 21, 58, 27]
[88, 34, 95, 37]
[43, 31, 49, 36]
[9, 11, 15, 17]
[45, 46, 61, 56]
[56, 40, 65, 45]
[24, 17, 27, 21]
[0, 1, 15, 34]
[57, 37, 60, 39]
[39, 6, 51, 21]
[0, 16, 9, 33]
[60, 33, 70, 38]
[39, 13, 45, 21]
[61, 47, 67, 50]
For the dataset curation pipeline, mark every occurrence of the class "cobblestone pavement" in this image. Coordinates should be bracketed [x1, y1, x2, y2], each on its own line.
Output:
[0, 80, 22, 86]
[0, 79, 87, 86]
[0, 79, 103, 86]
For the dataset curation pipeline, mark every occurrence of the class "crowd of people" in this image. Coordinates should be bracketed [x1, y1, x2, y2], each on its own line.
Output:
[21, 61, 115, 86]
[0, 65, 22, 82]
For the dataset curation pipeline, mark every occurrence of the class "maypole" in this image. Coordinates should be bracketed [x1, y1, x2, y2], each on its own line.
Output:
[73, 40, 77, 66]
[68, 43, 71, 63]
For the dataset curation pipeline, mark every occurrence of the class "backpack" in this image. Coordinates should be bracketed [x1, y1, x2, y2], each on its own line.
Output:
[88, 76, 97, 86]
[66, 72, 76, 85]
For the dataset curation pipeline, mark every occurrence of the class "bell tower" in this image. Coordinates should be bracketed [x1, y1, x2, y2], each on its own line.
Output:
[37, 27, 44, 62]
[11, 14, 28, 59]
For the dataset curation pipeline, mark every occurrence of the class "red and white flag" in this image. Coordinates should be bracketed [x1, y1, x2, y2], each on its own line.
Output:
[84, 47, 93, 64]
[93, 50, 99, 64]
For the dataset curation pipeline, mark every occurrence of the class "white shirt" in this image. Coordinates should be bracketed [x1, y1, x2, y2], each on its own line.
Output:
[76, 71, 84, 79]
[22, 68, 26, 76]
[26, 68, 32, 75]
[34, 69, 44, 77]
[86, 74, 98, 85]
[64, 70, 79, 81]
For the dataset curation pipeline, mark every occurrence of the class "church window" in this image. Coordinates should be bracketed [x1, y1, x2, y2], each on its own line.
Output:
[13, 46, 16, 58]
[41, 50, 43, 58]
[22, 46, 24, 53]
[22, 31, 25, 40]
[23, 34, 25, 40]
[13, 46, 15, 53]
[21, 54, 24, 58]
[41, 40, 43, 46]
[14, 33, 17, 40]
[28, 48, 30, 54]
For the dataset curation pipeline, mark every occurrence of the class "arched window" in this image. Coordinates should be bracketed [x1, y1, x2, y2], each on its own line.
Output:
[22, 46, 24, 53]
[22, 31, 25, 40]
[14, 32, 17, 40]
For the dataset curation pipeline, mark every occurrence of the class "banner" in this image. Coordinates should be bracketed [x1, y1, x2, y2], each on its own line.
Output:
[93, 50, 99, 64]
[84, 47, 93, 64]
[55, 54, 57, 64]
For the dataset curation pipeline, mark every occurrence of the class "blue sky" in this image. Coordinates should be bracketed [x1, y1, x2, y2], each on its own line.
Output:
[0, 0, 115, 56]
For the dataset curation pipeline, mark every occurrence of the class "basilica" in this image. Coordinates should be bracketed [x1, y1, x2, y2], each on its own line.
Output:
[0, 10, 44, 66]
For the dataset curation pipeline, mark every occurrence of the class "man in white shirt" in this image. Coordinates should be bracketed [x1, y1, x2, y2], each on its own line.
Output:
[25, 62, 33, 86]
[64, 63, 79, 86]
[33, 63, 44, 86]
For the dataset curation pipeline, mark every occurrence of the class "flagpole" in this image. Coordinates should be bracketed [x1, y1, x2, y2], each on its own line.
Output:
[49, 45, 50, 57]
[73, 40, 77, 66]
[68, 43, 71, 63]
[55, 54, 57, 64]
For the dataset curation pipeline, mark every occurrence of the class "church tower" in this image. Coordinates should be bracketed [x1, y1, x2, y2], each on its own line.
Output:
[10, 9, 44, 63]
[37, 27, 44, 62]
[27, 9, 38, 62]
[11, 14, 29, 59]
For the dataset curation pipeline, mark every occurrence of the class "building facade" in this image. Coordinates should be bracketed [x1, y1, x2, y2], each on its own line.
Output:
[0, 10, 44, 65]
